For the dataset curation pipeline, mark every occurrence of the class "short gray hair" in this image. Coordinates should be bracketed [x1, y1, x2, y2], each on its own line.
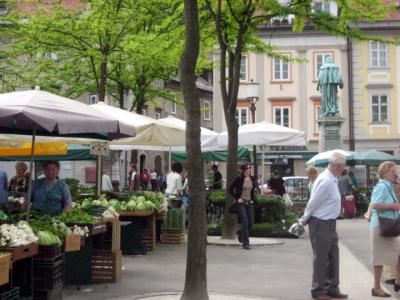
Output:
[15, 161, 28, 171]
[328, 151, 347, 167]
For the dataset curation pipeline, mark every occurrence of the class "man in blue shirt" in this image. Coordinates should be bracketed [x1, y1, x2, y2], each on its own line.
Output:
[0, 170, 8, 204]
[300, 152, 348, 300]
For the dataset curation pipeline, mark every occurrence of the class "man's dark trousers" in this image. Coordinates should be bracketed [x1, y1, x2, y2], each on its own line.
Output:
[308, 217, 340, 297]
[238, 202, 254, 246]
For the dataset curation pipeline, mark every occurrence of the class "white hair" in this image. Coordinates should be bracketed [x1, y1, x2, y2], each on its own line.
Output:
[328, 151, 347, 167]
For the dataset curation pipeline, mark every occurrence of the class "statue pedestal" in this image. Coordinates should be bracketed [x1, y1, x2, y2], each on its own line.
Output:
[317, 116, 345, 152]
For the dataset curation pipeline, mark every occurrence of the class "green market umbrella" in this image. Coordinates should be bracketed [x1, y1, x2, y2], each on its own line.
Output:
[351, 150, 400, 166]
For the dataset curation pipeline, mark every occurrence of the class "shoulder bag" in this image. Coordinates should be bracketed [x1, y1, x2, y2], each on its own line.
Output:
[377, 183, 400, 237]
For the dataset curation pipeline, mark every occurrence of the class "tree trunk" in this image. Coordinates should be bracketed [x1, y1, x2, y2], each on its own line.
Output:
[180, 0, 208, 299]
[98, 61, 107, 102]
[222, 111, 239, 239]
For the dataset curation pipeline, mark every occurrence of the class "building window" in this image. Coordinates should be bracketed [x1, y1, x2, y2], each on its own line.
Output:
[170, 101, 177, 114]
[235, 107, 248, 126]
[203, 100, 211, 121]
[370, 41, 387, 67]
[371, 94, 388, 123]
[273, 106, 290, 127]
[273, 56, 290, 81]
[314, 52, 333, 80]
[240, 56, 248, 81]
[314, 2, 331, 12]
[89, 94, 98, 104]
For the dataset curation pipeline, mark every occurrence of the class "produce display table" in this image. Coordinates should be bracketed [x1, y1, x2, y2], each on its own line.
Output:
[117, 211, 156, 252]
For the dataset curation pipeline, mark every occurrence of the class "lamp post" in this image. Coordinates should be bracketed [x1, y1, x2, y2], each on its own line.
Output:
[246, 81, 260, 183]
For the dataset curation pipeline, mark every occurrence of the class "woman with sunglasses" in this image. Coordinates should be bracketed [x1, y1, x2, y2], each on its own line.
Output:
[229, 165, 257, 250]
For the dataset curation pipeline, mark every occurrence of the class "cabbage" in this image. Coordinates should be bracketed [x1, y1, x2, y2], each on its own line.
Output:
[136, 202, 146, 211]
[37, 231, 62, 246]
[144, 201, 155, 210]
[92, 200, 101, 206]
[126, 200, 136, 211]
[137, 196, 146, 203]
[100, 199, 109, 207]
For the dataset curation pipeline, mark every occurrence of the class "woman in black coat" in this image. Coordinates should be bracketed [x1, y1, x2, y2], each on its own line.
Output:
[229, 165, 257, 250]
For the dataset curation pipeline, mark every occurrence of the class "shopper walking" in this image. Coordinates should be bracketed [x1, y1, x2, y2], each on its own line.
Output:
[229, 164, 257, 250]
[299, 152, 348, 300]
[369, 161, 400, 297]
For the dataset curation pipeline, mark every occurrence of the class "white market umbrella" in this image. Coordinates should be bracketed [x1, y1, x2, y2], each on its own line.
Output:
[110, 115, 219, 171]
[0, 88, 136, 219]
[90, 102, 155, 136]
[217, 122, 307, 192]
[111, 115, 218, 148]
[306, 149, 354, 167]
[216, 122, 307, 147]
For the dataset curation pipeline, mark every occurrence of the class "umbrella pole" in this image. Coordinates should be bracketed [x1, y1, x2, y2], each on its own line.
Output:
[261, 145, 265, 194]
[96, 155, 102, 197]
[26, 126, 36, 222]
[168, 147, 172, 172]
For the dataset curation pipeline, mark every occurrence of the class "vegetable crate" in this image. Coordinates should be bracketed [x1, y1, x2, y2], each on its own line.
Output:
[36, 246, 62, 260]
[64, 234, 81, 252]
[65, 222, 107, 236]
[32, 283, 62, 300]
[161, 229, 185, 244]
[64, 236, 92, 285]
[4, 243, 39, 262]
[0, 287, 19, 300]
[33, 255, 65, 290]
[162, 209, 185, 231]
[0, 254, 11, 286]
[141, 215, 156, 251]
[12, 257, 33, 299]
[93, 220, 120, 252]
[91, 250, 122, 283]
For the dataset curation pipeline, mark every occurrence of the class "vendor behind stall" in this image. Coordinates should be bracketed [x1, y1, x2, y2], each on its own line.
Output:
[8, 161, 29, 194]
[31, 160, 72, 216]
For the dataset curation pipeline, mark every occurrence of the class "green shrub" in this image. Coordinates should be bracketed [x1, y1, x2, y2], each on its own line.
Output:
[208, 190, 226, 204]
[256, 196, 286, 223]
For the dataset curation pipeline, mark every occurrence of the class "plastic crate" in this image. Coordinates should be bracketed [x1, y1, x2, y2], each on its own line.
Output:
[33, 255, 64, 290]
[36, 246, 62, 260]
[0, 287, 19, 300]
[91, 250, 121, 283]
[32, 283, 62, 300]
[12, 258, 33, 299]
[163, 209, 185, 230]
[64, 236, 92, 285]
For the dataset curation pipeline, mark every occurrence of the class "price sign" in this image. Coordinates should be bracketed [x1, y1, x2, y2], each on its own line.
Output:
[90, 142, 109, 156]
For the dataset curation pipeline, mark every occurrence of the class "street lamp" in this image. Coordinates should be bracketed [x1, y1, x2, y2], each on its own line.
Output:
[246, 80, 260, 183]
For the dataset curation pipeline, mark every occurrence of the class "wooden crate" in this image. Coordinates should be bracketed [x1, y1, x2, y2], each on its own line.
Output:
[64, 234, 81, 252]
[66, 222, 107, 236]
[110, 220, 121, 252]
[4, 243, 38, 262]
[161, 229, 185, 244]
[91, 250, 122, 283]
[0, 253, 11, 285]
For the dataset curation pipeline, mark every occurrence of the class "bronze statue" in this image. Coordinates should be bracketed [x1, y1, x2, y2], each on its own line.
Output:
[317, 57, 343, 117]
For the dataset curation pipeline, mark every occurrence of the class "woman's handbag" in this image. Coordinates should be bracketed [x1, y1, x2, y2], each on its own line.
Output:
[228, 202, 239, 214]
[377, 183, 400, 237]
[379, 216, 400, 237]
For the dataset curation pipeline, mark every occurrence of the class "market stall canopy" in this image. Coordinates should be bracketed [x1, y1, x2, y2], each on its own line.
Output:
[90, 102, 155, 135]
[172, 146, 252, 163]
[0, 144, 95, 161]
[216, 122, 307, 147]
[306, 149, 400, 167]
[0, 142, 67, 156]
[0, 134, 102, 144]
[351, 150, 400, 165]
[305, 149, 354, 167]
[111, 115, 218, 149]
[0, 89, 136, 139]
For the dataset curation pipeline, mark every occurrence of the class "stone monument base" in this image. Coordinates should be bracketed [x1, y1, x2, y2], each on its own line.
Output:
[317, 116, 345, 152]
